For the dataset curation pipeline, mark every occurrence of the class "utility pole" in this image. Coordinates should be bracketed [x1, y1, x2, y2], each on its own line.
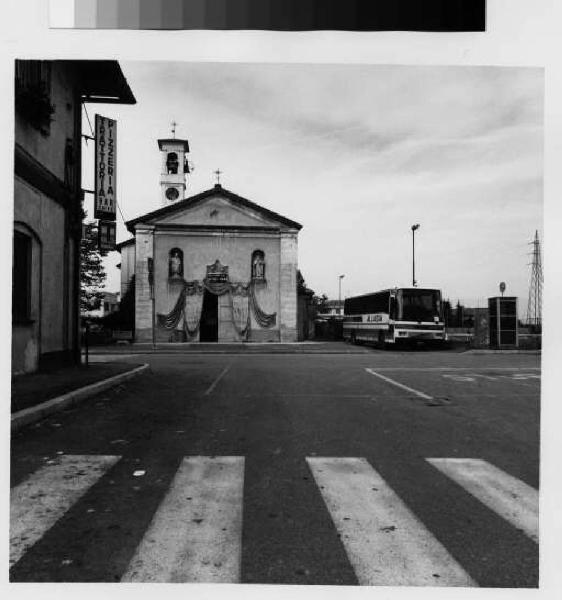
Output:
[338, 274, 345, 313]
[411, 224, 420, 287]
[147, 255, 155, 351]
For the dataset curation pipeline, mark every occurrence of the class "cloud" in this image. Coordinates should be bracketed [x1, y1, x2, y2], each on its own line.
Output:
[97, 62, 543, 303]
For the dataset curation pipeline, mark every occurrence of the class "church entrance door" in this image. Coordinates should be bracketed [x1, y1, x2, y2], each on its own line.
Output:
[199, 291, 218, 342]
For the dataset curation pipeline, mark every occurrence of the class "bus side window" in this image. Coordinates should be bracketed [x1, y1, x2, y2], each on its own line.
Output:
[389, 297, 397, 319]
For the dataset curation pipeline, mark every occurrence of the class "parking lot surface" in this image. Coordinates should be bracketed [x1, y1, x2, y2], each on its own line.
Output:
[10, 348, 540, 586]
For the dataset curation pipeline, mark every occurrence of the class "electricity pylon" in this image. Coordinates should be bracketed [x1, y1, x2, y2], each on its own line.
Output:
[526, 230, 543, 328]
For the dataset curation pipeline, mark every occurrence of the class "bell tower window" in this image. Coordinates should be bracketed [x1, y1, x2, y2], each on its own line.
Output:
[166, 152, 179, 174]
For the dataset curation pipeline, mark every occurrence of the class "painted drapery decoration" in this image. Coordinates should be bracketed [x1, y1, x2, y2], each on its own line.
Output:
[230, 283, 251, 338]
[184, 282, 205, 338]
[156, 277, 276, 340]
[249, 284, 277, 328]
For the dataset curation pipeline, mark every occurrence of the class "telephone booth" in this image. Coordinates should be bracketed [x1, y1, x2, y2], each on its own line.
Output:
[488, 296, 518, 349]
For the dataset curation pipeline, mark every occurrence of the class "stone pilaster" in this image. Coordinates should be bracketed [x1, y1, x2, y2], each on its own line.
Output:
[279, 232, 298, 342]
[134, 226, 155, 342]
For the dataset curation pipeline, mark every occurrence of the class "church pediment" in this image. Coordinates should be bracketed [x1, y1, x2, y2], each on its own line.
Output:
[156, 194, 279, 228]
[126, 185, 302, 233]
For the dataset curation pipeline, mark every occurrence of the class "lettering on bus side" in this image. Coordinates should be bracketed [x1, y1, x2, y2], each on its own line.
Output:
[366, 314, 384, 323]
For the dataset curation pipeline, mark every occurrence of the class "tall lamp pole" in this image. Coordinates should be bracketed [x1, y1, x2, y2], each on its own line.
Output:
[411, 224, 420, 287]
[338, 274, 345, 313]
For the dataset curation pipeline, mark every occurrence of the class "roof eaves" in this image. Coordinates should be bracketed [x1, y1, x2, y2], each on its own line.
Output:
[116, 237, 135, 250]
[72, 60, 136, 105]
[158, 139, 190, 151]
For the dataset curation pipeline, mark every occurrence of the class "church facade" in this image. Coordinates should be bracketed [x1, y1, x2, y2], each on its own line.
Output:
[119, 136, 302, 343]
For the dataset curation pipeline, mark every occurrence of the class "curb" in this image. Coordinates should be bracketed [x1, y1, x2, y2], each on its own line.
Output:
[90, 350, 371, 356]
[11, 363, 150, 433]
[461, 349, 541, 355]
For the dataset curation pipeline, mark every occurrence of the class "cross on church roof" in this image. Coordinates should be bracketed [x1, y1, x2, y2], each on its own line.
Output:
[214, 169, 222, 185]
[171, 120, 178, 138]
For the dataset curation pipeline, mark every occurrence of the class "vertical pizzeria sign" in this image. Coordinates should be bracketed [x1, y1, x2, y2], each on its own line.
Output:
[94, 115, 117, 220]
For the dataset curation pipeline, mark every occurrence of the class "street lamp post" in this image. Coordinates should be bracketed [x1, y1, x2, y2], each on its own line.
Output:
[411, 224, 420, 287]
[338, 274, 345, 314]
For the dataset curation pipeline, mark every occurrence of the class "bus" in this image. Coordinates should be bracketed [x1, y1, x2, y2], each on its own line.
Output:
[343, 287, 445, 346]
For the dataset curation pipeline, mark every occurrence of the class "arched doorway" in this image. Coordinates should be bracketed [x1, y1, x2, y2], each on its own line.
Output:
[199, 290, 218, 342]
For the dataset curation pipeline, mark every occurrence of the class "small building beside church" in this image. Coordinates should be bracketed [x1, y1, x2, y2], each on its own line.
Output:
[119, 136, 302, 343]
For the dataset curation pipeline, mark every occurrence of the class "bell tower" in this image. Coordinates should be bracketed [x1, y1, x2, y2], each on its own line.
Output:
[158, 122, 189, 206]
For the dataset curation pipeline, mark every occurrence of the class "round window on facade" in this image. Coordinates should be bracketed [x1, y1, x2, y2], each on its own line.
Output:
[166, 187, 179, 201]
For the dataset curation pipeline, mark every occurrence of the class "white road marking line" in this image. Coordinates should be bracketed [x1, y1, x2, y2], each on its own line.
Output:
[122, 456, 245, 583]
[203, 365, 231, 396]
[307, 457, 476, 587]
[10, 455, 120, 567]
[366, 367, 540, 371]
[276, 394, 374, 398]
[372, 367, 540, 371]
[442, 374, 477, 382]
[365, 368, 433, 400]
[427, 458, 538, 543]
[441, 373, 541, 384]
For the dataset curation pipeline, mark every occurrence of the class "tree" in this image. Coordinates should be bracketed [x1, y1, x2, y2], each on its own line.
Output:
[297, 270, 315, 299]
[101, 275, 135, 332]
[443, 299, 453, 326]
[117, 275, 135, 331]
[312, 293, 329, 314]
[455, 300, 465, 328]
[80, 221, 107, 313]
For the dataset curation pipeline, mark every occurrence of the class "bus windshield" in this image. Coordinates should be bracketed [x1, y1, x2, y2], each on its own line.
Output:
[399, 290, 441, 322]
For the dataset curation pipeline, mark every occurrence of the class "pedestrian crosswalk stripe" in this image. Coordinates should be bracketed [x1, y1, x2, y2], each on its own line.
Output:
[426, 458, 539, 543]
[306, 457, 476, 586]
[10, 454, 120, 567]
[10, 454, 537, 582]
[121, 456, 245, 583]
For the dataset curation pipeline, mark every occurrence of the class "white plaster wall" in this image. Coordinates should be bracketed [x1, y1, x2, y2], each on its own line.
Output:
[14, 177, 66, 352]
[120, 242, 136, 297]
[134, 227, 154, 341]
[153, 230, 282, 342]
[15, 64, 78, 183]
[279, 233, 299, 342]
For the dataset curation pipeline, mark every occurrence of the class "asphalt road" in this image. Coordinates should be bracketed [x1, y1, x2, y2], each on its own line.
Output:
[10, 346, 540, 586]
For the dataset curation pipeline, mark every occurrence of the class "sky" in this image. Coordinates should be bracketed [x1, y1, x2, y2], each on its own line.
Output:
[82, 62, 544, 310]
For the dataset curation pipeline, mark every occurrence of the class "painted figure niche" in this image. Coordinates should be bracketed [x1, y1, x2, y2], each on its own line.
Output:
[251, 250, 266, 280]
[169, 248, 184, 279]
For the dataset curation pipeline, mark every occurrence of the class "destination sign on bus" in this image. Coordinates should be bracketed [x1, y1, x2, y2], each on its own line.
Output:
[366, 314, 386, 323]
